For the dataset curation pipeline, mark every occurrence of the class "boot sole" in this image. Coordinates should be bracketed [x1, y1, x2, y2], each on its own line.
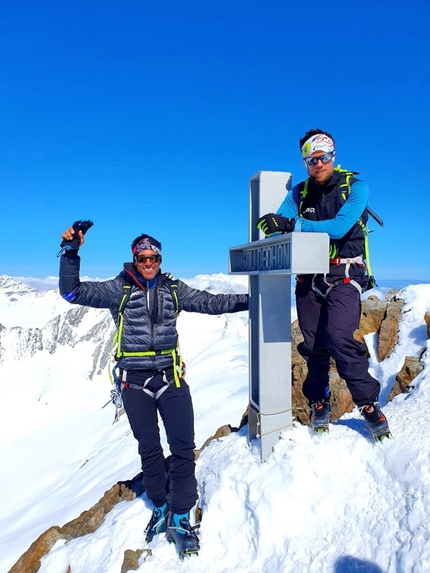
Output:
[313, 426, 329, 434]
[168, 537, 200, 557]
[374, 430, 392, 442]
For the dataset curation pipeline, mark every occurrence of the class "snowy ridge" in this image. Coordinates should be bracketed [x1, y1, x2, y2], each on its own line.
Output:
[1, 277, 429, 573]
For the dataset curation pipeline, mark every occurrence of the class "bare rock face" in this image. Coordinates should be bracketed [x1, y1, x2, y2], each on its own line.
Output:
[388, 356, 424, 400]
[195, 424, 235, 458]
[8, 527, 65, 573]
[425, 311, 430, 339]
[292, 291, 406, 426]
[355, 295, 388, 342]
[8, 477, 144, 573]
[377, 296, 404, 362]
[121, 549, 151, 572]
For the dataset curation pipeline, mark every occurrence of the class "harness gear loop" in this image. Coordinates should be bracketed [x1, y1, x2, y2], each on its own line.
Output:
[103, 366, 124, 423]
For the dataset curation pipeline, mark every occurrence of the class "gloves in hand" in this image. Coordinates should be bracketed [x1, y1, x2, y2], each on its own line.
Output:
[60, 220, 94, 251]
[257, 213, 295, 236]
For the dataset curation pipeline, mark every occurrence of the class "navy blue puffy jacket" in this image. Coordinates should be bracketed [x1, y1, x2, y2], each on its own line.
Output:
[59, 253, 249, 373]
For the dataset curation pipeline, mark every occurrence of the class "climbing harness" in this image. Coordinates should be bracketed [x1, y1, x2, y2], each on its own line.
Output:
[104, 276, 183, 421]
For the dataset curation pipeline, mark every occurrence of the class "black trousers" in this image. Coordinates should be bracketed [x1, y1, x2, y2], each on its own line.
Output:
[122, 371, 198, 514]
[295, 280, 380, 407]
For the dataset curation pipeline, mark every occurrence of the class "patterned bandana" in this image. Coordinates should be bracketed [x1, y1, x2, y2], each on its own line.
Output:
[132, 237, 162, 256]
[301, 134, 335, 158]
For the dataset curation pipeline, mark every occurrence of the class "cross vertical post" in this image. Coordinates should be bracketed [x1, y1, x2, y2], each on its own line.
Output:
[229, 171, 329, 461]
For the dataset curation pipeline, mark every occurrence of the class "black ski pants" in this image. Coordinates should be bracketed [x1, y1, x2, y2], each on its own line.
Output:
[295, 279, 380, 407]
[122, 371, 198, 514]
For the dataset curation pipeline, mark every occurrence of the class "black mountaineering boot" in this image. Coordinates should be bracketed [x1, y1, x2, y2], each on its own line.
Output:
[359, 402, 391, 441]
[310, 399, 331, 433]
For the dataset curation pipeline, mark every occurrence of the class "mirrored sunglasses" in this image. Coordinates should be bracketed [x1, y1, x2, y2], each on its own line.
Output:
[136, 255, 160, 264]
[304, 151, 334, 166]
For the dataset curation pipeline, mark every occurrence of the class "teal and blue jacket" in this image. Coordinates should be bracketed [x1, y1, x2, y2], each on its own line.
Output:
[277, 168, 369, 283]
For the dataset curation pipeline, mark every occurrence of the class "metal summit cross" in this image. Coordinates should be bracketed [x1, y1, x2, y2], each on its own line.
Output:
[229, 171, 329, 462]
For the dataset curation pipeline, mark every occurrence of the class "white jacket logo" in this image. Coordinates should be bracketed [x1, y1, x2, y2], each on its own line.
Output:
[304, 207, 316, 214]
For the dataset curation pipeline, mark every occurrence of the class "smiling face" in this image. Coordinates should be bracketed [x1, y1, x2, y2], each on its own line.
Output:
[306, 150, 335, 185]
[134, 249, 161, 281]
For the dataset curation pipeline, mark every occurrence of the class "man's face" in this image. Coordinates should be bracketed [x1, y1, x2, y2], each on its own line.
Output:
[306, 151, 335, 185]
[134, 249, 161, 281]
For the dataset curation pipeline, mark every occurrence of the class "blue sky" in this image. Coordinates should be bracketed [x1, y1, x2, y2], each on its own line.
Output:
[1, 0, 429, 281]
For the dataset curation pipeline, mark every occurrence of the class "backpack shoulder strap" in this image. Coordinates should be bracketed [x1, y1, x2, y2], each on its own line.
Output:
[119, 282, 132, 314]
[112, 282, 133, 360]
[163, 273, 179, 315]
[333, 165, 359, 201]
[298, 179, 308, 216]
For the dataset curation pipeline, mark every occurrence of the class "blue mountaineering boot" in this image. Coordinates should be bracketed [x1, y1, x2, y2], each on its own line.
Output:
[167, 511, 200, 557]
[144, 503, 168, 543]
[310, 399, 331, 433]
[359, 402, 391, 441]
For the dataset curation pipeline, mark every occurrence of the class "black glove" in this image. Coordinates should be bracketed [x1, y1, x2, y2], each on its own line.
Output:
[60, 220, 94, 251]
[257, 213, 295, 236]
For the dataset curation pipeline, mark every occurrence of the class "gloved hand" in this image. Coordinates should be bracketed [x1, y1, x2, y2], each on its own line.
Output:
[257, 213, 295, 236]
[59, 220, 94, 252]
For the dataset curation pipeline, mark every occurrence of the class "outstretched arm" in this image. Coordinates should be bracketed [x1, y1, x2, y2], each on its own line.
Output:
[176, 281, 248, 314]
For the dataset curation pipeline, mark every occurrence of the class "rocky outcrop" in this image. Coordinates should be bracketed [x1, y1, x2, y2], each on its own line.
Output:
[425, 312, 430, 339]
[8, 475, 145, 573]
[8, 527, 65, 573]
[195, 415, 247, 459]
[121, 549, 151, 572]
[377, 296, 404, 361]
[291, 290, 425, 425]
[388, 355, 424, 400]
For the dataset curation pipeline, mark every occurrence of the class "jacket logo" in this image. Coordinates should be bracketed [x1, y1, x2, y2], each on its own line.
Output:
[303, 207, 316, 214]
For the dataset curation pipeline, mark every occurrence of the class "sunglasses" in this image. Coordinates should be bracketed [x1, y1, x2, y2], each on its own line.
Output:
[136, 255, 160, 264]
[304, 151, 334, 166]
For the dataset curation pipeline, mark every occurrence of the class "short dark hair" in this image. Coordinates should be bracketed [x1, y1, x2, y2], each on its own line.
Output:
[299, 129, 335, 150]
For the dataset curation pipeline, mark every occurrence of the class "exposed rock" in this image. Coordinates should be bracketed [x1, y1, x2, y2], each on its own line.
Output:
[8, 526, 65, 573]
[425, 312, 430, 339]
[291, 321, 354, 424]
[60, 481, 139, 540]
[378, 316, 398, 362]
[291, 291, 407, 426]
[378, 296, 404, 361]
[355, 295, 387, 342]
[388, 356, 424, 401]
[195, 424, 233, 458]
[8, 477, 144, 573]
[121, 549, 151, 572]
[195, 413, 247, 459]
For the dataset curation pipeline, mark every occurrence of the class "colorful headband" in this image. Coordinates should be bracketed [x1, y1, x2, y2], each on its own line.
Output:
[301, 134, 335, 158]
[132, 239, 162, 256]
